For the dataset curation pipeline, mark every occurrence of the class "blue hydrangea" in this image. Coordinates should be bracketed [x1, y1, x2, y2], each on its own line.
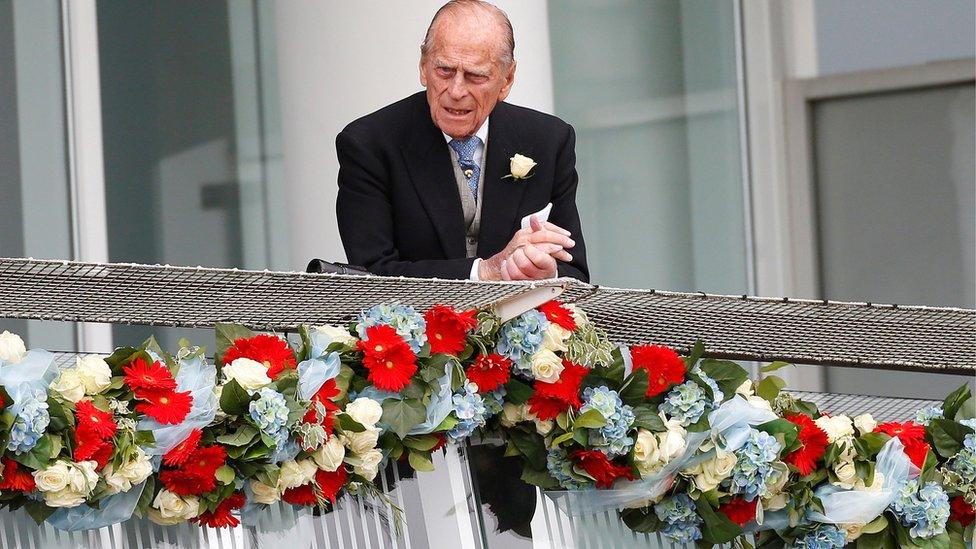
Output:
[960, 418, 976, 431]
[449, 382, 488, 441]
[890, 479, 950, 539]
[580, 386, 635, 457]
[693, 368, 724, 403]
[654, 494, 702, 544]
[249, 387, 290, 443]
[7, 388, 50, 454]
[726, 428, 782, 501]
[914, 405, 943, 426]
[495, 310, 547, 376]
[948, 434, 976, 485]
[357, 302, 427, 353]
[659, 381, 714, 426]
[482, 387, 506, 417]
[792, 524, 847, 548]
[547, 448, 590, 490]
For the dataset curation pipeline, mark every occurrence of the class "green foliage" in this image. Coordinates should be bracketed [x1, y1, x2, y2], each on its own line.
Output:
[216, 425, 259, 447]
[619, 368, 649, 406]
[699, 359, 749, 399]
[926, 418, 974, 458]
[941, 384, 972, 422]
[407, 450, 435, 472]
[631, 404, 667, 432]
[214, 323, 256, 367]
[760, 361, 792, 373]
[520, 466, 559, 489]
[504, 378, 533, 405]
[697, 498, 743, 544]
[757, 375, 786, 402]
[619, 507, 661, 533]
[219, 379, 254, 416]
[380, 398, 426, 439]
[573, 408, 607, 429]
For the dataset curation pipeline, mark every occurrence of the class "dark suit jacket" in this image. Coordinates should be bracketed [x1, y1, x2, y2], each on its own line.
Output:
[336, 91, 588, 282]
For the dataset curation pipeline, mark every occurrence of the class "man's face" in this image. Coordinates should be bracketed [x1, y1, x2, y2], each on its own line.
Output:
[419, 14, 516, 139]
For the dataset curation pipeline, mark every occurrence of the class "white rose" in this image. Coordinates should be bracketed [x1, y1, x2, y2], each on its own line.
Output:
[765, 492, 789, 511]
[75, 354, 112, 395]
[685, 452, 737, 492]
[0, 330, 27, 363]
[842, 523, 865, 541]
[658, 425, 687, 462]
[815, 415, 855, 444]
[541, 323, 571, 353]
[149, 490, 200, 525]
[119, 448, 153, 484]
[50, 369, 86, 403]
[342, 426, 381, 455]
[33, 461, 71, 492]
[762, 462, 790, 510]
[509, 154, 536, 178]
[500, 403, 525, 427]
[67, 460, 99, 494]
[746, 395, 773, 412]
[103, 464, 131, 495]
[278, 459, 318, 490]
[529, 349, 564, 383]
[735, 380, 755, 396]
[345, 397, 383, 428]
[534, 418, 554, 436]
[853, 414, 877, 435]
[250, 479, 281, 505]
[633, 429, 661, 474]
[833, 460, 858, 489]
[223, 357, 272, 390]
[354, 449, 384, 480]
[312, 325, 358, 347]
[44, 488, 88, 508]
[313, 436, 346, 472]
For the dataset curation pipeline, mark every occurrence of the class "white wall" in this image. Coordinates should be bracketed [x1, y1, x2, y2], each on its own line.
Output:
[273, 0, 554, 269]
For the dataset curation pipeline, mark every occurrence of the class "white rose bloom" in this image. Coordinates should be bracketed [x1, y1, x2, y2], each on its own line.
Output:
[509, 154, 536, 178]
[75, 354, 112, 395]
[746, 395, 773, 412]
[815, 415, 855, 444]
[735, 380, 755, 397]
[278, 459, 318, 490]
[223, 357, 272, 390]
[354, 449, 384, 480]
[860, 472, 885, 492]
[250, 479, 281, 505]
[345, 397, 383, 428]
[34, 461, 71, 492]
[832, 460, 858, 489]
[534, 418, 554, 436]
[119, 448, 153, 485]
[103, 464, 130, 495]
[50, 369, 86, 403]
[44, 488, 88, 508]
[762, 463, 791, 511]
[67, 460, 99, 494]
[765, 492, 789, 511]
[853, 414, 877, 435]
[685, 452, 737, 492]
[313, 325, 358, 347]
[499, 403, 525, 427]
[633, 429, 662, 475]
[529, 349, 564, 383]
[658, 425, 687, 462]
[541, 323, 571, 353]
[842, 523, 865, 541]
[342, 426, 381, 455]
[149, 490, 200, 525]
[313, 436, 346, 472]
[0, 330, 27, 363]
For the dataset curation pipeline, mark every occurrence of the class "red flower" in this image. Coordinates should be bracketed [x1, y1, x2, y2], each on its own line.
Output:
[163, 429, 203, 467]
[282, 483, 318, 506]
[876, 421, 930, 468]
[192, 492, 245, 528]
[123, 357, 177, 393]
[357, 325, 417, 392]
[303, 379, 340, 434]
[183, 445, 226, 479]
[630, 345, 686, 397]
[160, 469, 216, 496]
[719, 497, 757, 526]
[75, 400, 118, 440]
[527, 360, 590, 420]
[526, 395, 569, 421]
[783, 413, 828, 475]
[538, 300, 577, 331]
[222, 334, 296, 379]
[135, 388, 193, 425]
[316, 467, 348, 505]
[424, 305, 477, 355]
[0, 457, 35, 492]
[466, 354, 511, 393]
[570, 450, 635, 488]
[950, 495, 974, 527]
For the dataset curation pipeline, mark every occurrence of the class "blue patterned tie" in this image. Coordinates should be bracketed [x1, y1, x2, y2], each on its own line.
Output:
[449, 136, 482, 199]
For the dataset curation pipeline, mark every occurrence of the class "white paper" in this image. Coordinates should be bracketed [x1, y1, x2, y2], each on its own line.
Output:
[520, 202, 552, 229]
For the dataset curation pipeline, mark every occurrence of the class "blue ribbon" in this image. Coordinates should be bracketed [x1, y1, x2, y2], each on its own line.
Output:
[46, 482, 147, 531]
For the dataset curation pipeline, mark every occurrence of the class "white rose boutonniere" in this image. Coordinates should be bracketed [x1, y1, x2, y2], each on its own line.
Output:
[506, 154, 536, 180]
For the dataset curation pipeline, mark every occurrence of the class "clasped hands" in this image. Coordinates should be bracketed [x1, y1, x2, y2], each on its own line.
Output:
[478, 215, 575, 281]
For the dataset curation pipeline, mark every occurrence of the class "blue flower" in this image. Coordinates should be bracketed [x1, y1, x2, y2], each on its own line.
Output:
[891, 479, 950, 539]
[547, 448, 590, 490]
[449, 382, 488, 441]
[7, 388, 50, 454]
[659, 381, 714, 427]
[581, 386, 635, 457]
[913, 405, 943, 426]
[495, 310, 547, 376]
[693, 368, 724, 403]
[726, 428, 782, 501]
[654, 494, 702, 544]
[249, 387, 290, 445]
[960, 418, 976, 431]
[357, 302, 427, 353]
[792, 524, 847, 548]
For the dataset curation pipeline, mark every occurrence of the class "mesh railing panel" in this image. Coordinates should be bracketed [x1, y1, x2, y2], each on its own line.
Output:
[1, 257, 973, 374]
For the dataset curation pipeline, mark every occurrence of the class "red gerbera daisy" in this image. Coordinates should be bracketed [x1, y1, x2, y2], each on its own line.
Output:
[163, 428, 203, 467]
[160, 469, 216, 496]
[950, 495, 975, 527]
[424, 305, 477, 355]
[466, 354, 512, 393]
[222, 334, 297, 379]
[783, 413, 828, 476]
[357, 325, 417, 392]
[0, 457, 35, 492]
[630, 345, 686, 397]
[122, 357, 177, 393]
[282, 483, 318, 506]
[183, 445, 227, 479]
[135, 388, 193, 425]
[719, 497, 758, 526]
[570, 450, 635, 488]
[75, 400, 118, 440]
[527, 360, 590, 420]
[538, 300, 577, 331]
[302, 379, 340, 434]
[876, 421, 930, 468]
[192, 492, 245, 528]
[316, 467, 348, 505]
[526, 395, 567, 421]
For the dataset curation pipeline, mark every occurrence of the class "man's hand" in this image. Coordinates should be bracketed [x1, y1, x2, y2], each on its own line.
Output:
[478, 215, 574, 281]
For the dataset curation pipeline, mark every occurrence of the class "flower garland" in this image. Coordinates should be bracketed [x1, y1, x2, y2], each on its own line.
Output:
[0, 301, 971, 547]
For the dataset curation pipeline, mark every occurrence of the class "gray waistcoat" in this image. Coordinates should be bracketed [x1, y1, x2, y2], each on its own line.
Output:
[447, 146, 486, 258]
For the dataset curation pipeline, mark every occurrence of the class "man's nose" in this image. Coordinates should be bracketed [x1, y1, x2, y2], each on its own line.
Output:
[448, 73, 468, 100]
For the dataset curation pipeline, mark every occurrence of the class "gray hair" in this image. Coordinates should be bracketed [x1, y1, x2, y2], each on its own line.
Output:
[420, 0, 515, 65]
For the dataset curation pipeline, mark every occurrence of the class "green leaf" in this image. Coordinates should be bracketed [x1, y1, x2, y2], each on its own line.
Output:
[760, 361, 792, 373]
[757, 375, 786, 402]
[942, 384, 972, 421]
[631, 405, 666, 432]
[12, 434, 54, 470]
[333, 365, 355, 399]
[337, 412, 367, 433]
[956, 395, 975, 421]
[219, 378, 254, 416]
[619, 507, 661, 533]
[520, 466, 559, 489]
[699, 359, 749, 399]
[555, 412, 570, 431]
[24, 500, 56, 524]
[407, 450, 435, 472]
[551, 432, 575, 446]
[135, 476, 156, 518]
[697, 498, 743, 544]
[603, 347, 626, 386]
[686, 414, 711, 432]
[854, 432, 889, 458]
[757, 419, 799, 451]
[103, 346, 141, 372]
[403, 435, 441, 451]
[216, 465, 236, 485]
[216, 425, 259, 447]
[856, 530, 894, 549]
[381, 398, 427, 439]
[926, 418, 973, 458]
[509, 429, 547, 470]
[619, 368, 649, 405]
[861, 513, 888, 535]
[504, 378, 534, 405]
[214, 323, 256, 366]
[573, 408, 607, 429]
[686, 340, 705, 369]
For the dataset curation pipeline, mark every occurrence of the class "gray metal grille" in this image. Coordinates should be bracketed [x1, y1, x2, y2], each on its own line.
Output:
[0, 257, 973, 374]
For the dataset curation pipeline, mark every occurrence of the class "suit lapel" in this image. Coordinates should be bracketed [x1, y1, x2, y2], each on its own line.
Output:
[479, 103, 528, 256]
[401, 101, 466, 258]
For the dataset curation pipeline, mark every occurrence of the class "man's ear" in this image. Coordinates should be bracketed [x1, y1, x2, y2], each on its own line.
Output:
[497, 60, 516, 102]
[419, 58, 428, 87]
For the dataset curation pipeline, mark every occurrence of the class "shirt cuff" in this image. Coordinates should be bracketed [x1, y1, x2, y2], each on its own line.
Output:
[469, 258, 481, 281]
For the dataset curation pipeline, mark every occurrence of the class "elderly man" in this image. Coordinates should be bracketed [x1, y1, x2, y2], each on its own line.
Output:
[336, 0, 588, 282]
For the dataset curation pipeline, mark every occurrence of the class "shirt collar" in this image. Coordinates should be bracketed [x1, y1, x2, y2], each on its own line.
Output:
[442, 117, 489, 145]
